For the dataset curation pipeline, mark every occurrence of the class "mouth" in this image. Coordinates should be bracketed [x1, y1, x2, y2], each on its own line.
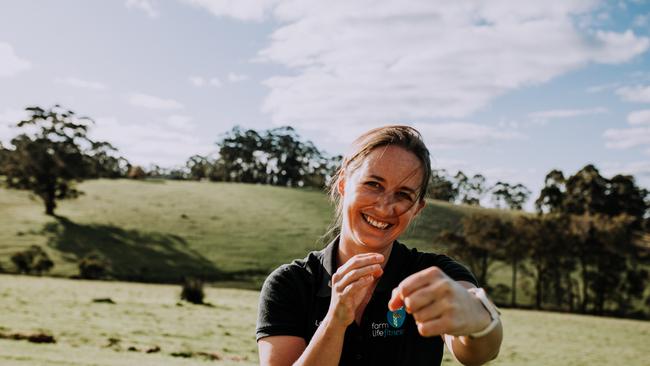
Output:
[362, 213, 394, 231]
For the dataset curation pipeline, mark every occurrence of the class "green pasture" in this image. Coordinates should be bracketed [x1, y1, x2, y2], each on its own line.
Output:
[0, 179, 507, 288]
[0, 275, 648, 366]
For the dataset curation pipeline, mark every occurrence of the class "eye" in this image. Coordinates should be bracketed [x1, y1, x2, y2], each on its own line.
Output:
[364, 181, 381, 188]
[398, 191, 414, 201]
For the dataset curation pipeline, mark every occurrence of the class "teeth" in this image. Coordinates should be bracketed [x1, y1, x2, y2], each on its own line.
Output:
[363, 214, 390, 230]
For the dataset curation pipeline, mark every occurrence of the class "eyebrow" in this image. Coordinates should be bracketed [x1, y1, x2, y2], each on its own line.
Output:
[369, 174, 418, 194]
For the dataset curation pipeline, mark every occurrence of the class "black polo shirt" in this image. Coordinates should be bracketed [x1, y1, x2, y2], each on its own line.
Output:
[256, 238, 478, 365]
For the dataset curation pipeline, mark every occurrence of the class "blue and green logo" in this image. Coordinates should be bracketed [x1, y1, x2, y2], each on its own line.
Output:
[387, 307, 406, 328]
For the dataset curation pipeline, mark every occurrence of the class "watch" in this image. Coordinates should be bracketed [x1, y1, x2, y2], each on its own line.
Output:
[466, 287, 500, 339]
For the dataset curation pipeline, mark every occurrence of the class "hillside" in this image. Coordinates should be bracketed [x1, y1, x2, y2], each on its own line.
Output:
[0, 179, 517, 287]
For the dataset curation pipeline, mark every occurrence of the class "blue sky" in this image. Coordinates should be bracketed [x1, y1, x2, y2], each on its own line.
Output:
[1, 0, 650, 209]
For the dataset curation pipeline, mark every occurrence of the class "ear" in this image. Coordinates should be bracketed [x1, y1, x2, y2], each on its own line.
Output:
[413, 199, 426, 216]
[337, 171, 346, 196]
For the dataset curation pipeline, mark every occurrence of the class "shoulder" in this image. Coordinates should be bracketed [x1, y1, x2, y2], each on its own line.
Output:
[261, 250, 324, 296]
[396, 241, 479, 286]
[257, 250, 325, 341]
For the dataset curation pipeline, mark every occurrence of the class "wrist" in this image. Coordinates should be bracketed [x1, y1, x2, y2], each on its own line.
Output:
[466, 287, 500, 339]
[322, 312, 350, 333]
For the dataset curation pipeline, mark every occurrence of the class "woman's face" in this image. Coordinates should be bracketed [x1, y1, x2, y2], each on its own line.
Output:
[338, 145, 425, 252]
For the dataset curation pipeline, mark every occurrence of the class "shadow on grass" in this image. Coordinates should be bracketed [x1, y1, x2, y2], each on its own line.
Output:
[42, 216, 224, 283]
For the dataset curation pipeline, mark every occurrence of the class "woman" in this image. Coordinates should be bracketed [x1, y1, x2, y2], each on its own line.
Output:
[257, 126, 502, 365]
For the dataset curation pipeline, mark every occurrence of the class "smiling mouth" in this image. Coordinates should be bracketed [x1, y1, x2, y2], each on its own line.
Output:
[362, 213, 393, 230]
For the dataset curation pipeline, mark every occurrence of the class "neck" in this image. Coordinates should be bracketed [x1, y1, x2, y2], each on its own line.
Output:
[337, 233, 393, 270]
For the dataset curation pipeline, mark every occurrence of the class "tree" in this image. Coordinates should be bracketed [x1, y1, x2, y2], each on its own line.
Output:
[568, 213, 643, 315]
[186, 155, 212, 180]
[563, 164, 609, 215]
[214, 125, 336, 188]
[535, 169, 566, 213]
[515, 214, 574, 310]
[454, 173, 486, 205]
[263, 126, 322, 187]
[2, 105, 117, 215]
[84, 141, 129, 178]
[491, 182, 531, 210]
[498, 218, 525, 307]
[217, 126, 266, 183]
[428, 169, 457, 202]
[439, 213, 506, 288]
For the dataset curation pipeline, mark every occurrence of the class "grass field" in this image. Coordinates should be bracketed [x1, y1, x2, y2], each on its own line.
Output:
[0, 179, 507, 288]
[1, 274, 648, 366]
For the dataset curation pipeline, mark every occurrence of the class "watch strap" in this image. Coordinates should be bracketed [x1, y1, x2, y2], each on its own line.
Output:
[467, 287, 500, 339]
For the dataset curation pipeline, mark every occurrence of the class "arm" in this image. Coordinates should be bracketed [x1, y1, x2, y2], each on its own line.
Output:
[388, 268, 503, 366]
[258, 253, 385, 366]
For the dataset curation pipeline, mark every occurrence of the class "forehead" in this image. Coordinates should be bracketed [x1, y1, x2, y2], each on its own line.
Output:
[352, 145, 423, 186]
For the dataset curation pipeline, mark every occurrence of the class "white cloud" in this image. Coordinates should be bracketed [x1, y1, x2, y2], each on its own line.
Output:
[54, 77, 107, 90]
[181, 0, 279, 21]
[616, 85, 650, 103]
[209, 0, 650, 137]
[415, 122, 524, 150]
[190, 75, 222, 87]
[91, 116, 213, 167]
[589, 30, 650, 63]
[127, 92, 184, 110]
[0, 42, 31, 77]
[189, 76, 205, 87]
[603, 127, 650, 149]
[209, 77, 222, 87]
[125, 0, 159, 18]
[528, 107, 607, 124]
[227, 72, 249, 82]
[166, 114, 194, 131]
[628, 109, 650, 125]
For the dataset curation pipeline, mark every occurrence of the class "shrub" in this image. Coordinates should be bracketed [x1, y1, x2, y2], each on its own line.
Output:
[78, 252, 110, 279]
[10, 246, 54, 275]
[180, 277, 204, 304]
[127, 166, 146, 179]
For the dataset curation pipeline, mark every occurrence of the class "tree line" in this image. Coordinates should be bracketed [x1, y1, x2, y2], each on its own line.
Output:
[427, 169, 531, 209]
[439, 166, 650, 318]
[0, 106, 341, 215]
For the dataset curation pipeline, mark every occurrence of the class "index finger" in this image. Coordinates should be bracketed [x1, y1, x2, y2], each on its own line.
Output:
[333, 253, 384, 280]
[388, 267, 445, 310]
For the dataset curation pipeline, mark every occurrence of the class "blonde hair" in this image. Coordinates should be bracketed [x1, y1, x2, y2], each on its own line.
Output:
[323, 125, 431, 241]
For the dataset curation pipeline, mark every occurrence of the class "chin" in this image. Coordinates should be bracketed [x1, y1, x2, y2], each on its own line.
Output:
[351, 229, 396, 251]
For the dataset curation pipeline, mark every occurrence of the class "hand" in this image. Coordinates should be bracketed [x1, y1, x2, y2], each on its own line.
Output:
[388, 267, 491, 337]
[326, 253, 384, 328]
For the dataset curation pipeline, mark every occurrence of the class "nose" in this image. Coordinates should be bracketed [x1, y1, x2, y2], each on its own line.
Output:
[374, 192, 398, 217]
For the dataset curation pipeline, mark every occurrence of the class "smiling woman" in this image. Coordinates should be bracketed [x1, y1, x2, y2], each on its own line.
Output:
[256, 126, 503, 366]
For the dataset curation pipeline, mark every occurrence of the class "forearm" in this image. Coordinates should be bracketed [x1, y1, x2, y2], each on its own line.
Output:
[293, 316, 347, 366]
[445, 320, 503, 366]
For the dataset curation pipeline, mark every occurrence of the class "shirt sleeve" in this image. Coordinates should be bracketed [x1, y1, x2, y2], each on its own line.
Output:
[415, 253, 479, 287]
[256, 265, 307, 341]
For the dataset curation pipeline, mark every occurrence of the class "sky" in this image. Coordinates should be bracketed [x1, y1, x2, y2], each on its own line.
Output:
[1, 0, 650, 210]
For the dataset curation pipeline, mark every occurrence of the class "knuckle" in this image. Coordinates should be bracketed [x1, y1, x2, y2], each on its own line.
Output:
[334, 282, 345, 293]
[418, 322, 432, 337]
[332, 272, 341, 283]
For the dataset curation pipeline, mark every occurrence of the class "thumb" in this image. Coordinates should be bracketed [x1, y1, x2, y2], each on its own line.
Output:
[388, 287, 404, 311]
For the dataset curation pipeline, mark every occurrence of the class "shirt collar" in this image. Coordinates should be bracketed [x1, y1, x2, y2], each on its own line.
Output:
[316, 236, 407, 297]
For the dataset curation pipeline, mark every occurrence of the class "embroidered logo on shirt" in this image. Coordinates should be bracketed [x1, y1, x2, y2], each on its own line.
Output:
[387, 307, 406, 328]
